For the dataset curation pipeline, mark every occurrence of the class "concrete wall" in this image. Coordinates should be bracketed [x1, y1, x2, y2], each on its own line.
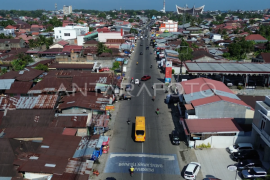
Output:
[195, 135, 253, 148]
[195, 101, 247, 119]
[94, 59, 114, 68]
[98, 32, 122, 42]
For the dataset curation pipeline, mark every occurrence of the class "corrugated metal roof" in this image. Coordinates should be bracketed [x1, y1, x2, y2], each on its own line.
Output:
[51, 173, 89, 180]
[49, 116, 87, 128]
[62, 128, 77, 136]
[0, 79, 15, 90]
[72, 137, 98, 158]
[16, 95, 57, 109]
[185, 118, 242, 133]
[64, 159, 93, 176]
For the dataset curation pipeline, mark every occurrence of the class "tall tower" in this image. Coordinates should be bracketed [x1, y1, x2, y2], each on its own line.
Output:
[160, 0, 166, 13]
[55, 3, 57, 11]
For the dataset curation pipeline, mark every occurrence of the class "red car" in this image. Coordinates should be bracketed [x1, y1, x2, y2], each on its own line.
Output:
[141, 75, 151, 81]
[101, 67, 110, 71]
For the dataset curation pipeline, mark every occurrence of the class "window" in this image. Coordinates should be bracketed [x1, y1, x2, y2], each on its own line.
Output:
[56, 36, 58, 39]
[261, 120, 266, 130]
[64, 33, 70, 36]
[59, 30, 61, 33]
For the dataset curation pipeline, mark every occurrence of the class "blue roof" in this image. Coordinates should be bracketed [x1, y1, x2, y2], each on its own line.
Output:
[116, 58, 124, 62]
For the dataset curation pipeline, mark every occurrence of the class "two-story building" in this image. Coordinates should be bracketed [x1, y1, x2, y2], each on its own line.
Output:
[54, 26, 89, 41]
[252, 96, 270, 162]
[0, 39, 25, 50]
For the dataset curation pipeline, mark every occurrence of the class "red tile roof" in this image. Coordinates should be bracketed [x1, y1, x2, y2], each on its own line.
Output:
[57, 40, 69, 46]
[185, 118, 242, 133]
[181, 77, 234, 94]
[245, 34, 267, 41]
[5, 25, 16, 29]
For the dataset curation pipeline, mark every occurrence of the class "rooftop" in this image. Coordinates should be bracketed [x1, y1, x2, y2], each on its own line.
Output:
[185, 62, 270, 74]
[0, 109, 55, 128]
[185, 118, 242, 134]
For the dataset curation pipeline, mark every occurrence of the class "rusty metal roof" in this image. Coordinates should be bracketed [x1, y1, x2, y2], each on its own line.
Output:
[64, 159, 93, 176]
[49, 116, 87, 128]
[49, 63, 94, 70]
[17, 134, 82, 174]
[5, 81, 33, 94]
[0, 96, 18, 110]
[51, 172, 89, 180]
[62, 128, 77, 136]
[58, 92, 111, 111]
[1, 127, 64, 139]
[28, 77, 73, 94]
[0, 109, 55, 128]
[16, 95, 58, 109]
[0, 68, 44, 82]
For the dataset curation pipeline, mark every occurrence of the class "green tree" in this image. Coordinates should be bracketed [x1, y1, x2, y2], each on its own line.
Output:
[97, 42, 112, 55]
[112, 61, 120, 70]
[63, 15, 67, 20]
[1, 68, 7, 75]
[35, 64, 48, 72]
[11, 53, 34, 71]
[89, 27, 94, 32]
[129, 19, 134, 23]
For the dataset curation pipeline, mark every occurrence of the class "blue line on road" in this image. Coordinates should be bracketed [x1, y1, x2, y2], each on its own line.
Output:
[104, 153, 181, 175]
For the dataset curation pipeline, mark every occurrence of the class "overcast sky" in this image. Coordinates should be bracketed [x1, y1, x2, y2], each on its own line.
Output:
[1, 0, 269, 11]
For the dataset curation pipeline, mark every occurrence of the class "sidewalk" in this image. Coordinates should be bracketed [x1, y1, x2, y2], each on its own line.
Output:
[90, 46, 137, 180]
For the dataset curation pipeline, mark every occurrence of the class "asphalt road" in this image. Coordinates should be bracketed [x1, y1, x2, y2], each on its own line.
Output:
[103, 28, 189, 180]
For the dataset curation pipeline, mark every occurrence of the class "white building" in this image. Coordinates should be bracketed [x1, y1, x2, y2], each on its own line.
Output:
[252, 96, 270, 162]
[63, 5, 72, 15]
[98, 31, 123, 42]
[159, 20, 178, 32]
[54, 26, 89, 41]
[0, 26, 15, 37]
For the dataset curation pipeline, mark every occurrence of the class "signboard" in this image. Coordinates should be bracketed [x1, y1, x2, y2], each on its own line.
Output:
[106, 106, 115, 111]
[165, 67, 172, 78]
[166, 61, 172, 68]
[165, 78, 171, 83]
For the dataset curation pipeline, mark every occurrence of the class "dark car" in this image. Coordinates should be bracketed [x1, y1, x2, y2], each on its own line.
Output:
[237, 159, 262, 170]
[140, 52, 143, 55]
[170, 130, 180, 145]
[232, 150, 260, 161]
[140, 44, 143, 46]
[141, 75, 151, 81]
[242, 167, 267, 179]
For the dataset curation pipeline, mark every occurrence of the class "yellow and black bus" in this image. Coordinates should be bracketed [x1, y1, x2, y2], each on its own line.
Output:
[135, 116, 145, 142]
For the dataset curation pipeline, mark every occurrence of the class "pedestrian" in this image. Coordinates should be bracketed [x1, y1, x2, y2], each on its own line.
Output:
[138, 82, 140, 87]
[152, 96, 155, 101]
[156, 108, 159, 115]
[127, 119, 130, 125]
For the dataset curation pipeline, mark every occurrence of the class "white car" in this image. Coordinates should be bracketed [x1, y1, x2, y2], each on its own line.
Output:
[184, 162, 201, 180]
[135, 79, 139, 84]
[228, 143, 253, 154]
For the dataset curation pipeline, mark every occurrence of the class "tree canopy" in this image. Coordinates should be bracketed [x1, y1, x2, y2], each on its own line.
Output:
[35, 64, 48, 72]
[11, 53, 34, 71]
[28, 35, 54, 49]
[97, 42, 112, 55]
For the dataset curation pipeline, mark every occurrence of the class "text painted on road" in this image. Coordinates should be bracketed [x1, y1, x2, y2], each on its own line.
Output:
[104, 153, 180, 174]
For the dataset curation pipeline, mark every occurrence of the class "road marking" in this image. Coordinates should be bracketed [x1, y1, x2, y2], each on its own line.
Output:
[110, 154, 175, 160]
[104, 153, 180, 175]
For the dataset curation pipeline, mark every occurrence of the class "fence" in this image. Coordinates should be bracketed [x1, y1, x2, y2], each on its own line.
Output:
[195, 135, 253, 148]
[231, 89, 270, 96]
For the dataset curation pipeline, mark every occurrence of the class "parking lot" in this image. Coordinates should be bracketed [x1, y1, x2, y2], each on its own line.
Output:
[194, 149, 242, 180]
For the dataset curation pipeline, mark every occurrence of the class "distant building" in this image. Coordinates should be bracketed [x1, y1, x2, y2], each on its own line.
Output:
[63, 5, 72, 15]
[159, 20, 178, 32]
[54, 26, 89, 41]
[176, 5, 205, 15]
